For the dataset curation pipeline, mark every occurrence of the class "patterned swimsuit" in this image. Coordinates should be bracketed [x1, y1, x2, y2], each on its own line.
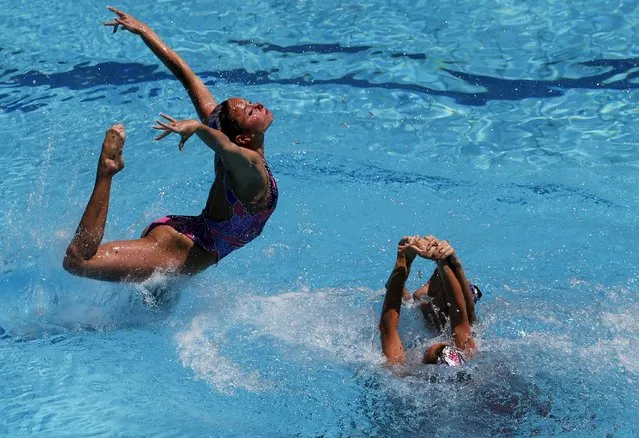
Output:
[142, 162, 278, 262]
[436, 345, 466, 367]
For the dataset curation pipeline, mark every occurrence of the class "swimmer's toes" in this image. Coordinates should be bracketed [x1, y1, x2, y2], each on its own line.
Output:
[100, 124, 126, 174]
[107, 123, 126, 146]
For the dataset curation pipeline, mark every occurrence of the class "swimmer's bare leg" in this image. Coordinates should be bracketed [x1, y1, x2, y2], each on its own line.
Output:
[64, 124, 126, 263]
[62, 125, 191, 282]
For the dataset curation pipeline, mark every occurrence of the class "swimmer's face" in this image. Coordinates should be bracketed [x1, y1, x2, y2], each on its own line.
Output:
[227, 97, 274, 134]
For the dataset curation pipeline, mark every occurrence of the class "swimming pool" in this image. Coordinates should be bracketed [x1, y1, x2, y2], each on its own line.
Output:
[1, 0, 638, 435]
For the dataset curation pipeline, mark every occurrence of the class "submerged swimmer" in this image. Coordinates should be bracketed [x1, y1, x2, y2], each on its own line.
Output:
[63, 7, 277, 282]
[379, 236, 478, 367]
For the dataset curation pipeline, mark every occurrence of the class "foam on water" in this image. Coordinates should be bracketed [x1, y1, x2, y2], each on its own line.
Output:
[0, 255, 637, 435]
[233, 288, 382, 364]
[175, 313, 269, 394]
[160, 276, 634, 433]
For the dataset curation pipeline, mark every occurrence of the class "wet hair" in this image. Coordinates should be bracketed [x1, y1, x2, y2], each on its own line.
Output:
[208, 100, 244, 142]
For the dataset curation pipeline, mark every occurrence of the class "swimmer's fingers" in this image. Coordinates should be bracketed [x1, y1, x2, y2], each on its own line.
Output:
[160, 113, 178, 123]
[413, 236, 437, 255]
[408, 235, 420, 245]
[154, 120, 176, 132]
[398, 243, 416, 256]
[104, 19, 130, 34]
[415, 240, 440, 260]
[107, 6, 127, 18]
[415, 235, 437, 251]
[398, 235, 421, 260]
[153, 130, 172, 141]
[153, 121, 178, 141]
[106, 8, 146, 35]
[433, 241, 453, 260]
[407, 244, 424, 258]
[422, 235, 437, 247]
[104, 20, 119, 32]
[152, 124, 173, 141]
[105, 6, 126, 34]
[398, 235, 416, 247]
[419, 247, 439, 260]
[153, 120, 193, 151]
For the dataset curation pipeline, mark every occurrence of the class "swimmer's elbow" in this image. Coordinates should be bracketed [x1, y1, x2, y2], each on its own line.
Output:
[62, 247, 83, 275]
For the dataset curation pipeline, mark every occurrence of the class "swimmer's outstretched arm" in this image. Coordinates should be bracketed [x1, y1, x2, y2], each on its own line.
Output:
[104, 7, 217, 122]
[446, 251, 477, 325]
[435, 259, 476, 356]
[379, 236, 426, 364]
[153, 115, 265, 187]
[379, 249, 409, 364]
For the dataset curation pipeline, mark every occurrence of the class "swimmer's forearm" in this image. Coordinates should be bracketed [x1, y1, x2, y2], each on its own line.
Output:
[391, 255, 410, 287]
[137, 27, 195, 84]
[381, 256, 409, 317]
[379, 255, 410, 363]
[448, 255, 468, 287]
[436, 262, 469, 325]
[137, 27, 217, 119]
[447, 254, 475, 320]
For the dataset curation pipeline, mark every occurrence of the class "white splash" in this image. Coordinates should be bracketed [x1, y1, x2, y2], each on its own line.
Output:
[233, 287, 383, 365]
[174, 313, 268, 394]
[579, 306, 639, 374]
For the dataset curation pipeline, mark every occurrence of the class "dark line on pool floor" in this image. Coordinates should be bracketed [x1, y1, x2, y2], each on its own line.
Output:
[228, 40, 371, 54]
[1, 50, 638, 112]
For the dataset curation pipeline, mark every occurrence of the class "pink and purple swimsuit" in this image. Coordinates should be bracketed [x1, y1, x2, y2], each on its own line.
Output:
[142, 162, 278, 262]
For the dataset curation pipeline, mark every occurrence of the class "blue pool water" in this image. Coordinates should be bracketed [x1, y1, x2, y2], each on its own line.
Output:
[1, 0, 638, 436]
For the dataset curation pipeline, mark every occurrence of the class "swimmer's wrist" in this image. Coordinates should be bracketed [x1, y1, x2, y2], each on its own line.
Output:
[395, 253, 411, 271]
[138, 24, 156, 40]
[448, 253, 461, 268]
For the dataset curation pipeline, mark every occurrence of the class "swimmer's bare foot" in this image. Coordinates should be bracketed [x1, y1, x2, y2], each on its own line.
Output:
[98, 124, 126, 177]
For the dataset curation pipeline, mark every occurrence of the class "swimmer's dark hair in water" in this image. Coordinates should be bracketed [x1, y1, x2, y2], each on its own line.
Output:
[379, 236, 477, 366]
[410, 263, 481, 332]
[63, 8, 278, 282]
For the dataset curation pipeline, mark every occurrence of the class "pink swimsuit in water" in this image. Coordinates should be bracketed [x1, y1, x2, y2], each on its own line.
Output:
[142, 162, 278, 262]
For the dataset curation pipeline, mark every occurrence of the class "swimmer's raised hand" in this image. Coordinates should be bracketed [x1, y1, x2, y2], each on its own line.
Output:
[432, 239, 455, 261]
[104, 6, 147, 35]
[398, 235, 437, 262]
[153, 114, 201, 151]
[414, 236, 454, 261]
[398, 235, 419, 262]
